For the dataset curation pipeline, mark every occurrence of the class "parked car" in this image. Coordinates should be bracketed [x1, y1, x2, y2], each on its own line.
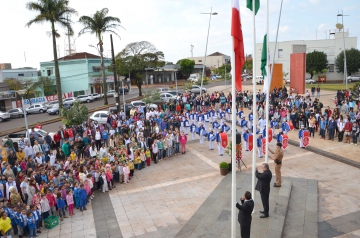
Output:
[347, 75, 360, 82]
[26, 104, 47, 114]
[43, 100, 58, 109]
[305, 78, 315, 84]
[76, 95, 94, 103]
[47, 104, 60, 115]
[109, 104, 133, 115]
[2, 128, 55, 145]
[130, 100, 158, 109]
[157, 88, 169, 93]
[187, 73, 200, 82]
[90, 93, 101, 100]
[212, 74, 222, 79]
[63, 97, 77, 105]
[106, 90, 116, 97]
[119, 88, 129, 95]
[189, 85, 207, 94]
[7, 108, 26, 118]
[166, 91, 179, 96]
[160, 93, 177, 102]
[0, 111, 10, 122]
[89, 111, 110, 124]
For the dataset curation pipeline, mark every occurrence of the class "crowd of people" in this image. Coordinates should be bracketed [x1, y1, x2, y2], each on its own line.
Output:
[0, 84, 358, 237]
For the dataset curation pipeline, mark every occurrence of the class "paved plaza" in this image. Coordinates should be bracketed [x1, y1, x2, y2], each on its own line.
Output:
[35, 85, 360, 238]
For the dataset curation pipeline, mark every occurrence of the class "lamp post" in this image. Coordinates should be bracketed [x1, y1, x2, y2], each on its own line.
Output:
[200, 8, 218, 97]
[16, 90, 29, 134]
[337, 11, 349, 90]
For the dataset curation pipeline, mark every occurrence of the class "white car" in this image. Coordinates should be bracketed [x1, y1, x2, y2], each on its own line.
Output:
[26, 104, 47, 114]
[187, 75, 199, 82]
[43, 100, 58, 109]
[76, 95, 94, 103]
[130, 100, 158, 109]
[347, 75, 360, 82]
[90, 93, 101, 100]
[0, 111, 10, 122]
[158, 88, 169, 93]
[189, 85, 207, 94]
[160, 93, 177, 102]
[89, 111, 110, 124]
[305, 78, 315, 84]
[63, 97, 77, 105]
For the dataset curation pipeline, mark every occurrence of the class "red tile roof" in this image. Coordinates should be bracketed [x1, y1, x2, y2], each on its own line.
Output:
[57, 52, 100, 61]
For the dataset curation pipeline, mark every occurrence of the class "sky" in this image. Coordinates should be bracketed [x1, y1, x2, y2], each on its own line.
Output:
[1, 0, 359, 69]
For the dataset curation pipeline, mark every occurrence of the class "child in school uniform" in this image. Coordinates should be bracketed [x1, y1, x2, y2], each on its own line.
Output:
[56, 192, 67, 221]
[66, 190, 75, 216]
[74, 183, 80, 209]
[30, 204, 41, 234]
[15, 207, 26, 238]
[99, 171, 109, 193]
[26, 210, 37, 238]
[79, 184, 87, 211]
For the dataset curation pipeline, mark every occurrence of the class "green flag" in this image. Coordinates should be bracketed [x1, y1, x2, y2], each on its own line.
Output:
[261, 34, 267, 77]
[246, 0, 260, 15]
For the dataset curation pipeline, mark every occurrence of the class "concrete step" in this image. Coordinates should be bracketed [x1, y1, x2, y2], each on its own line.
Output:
[175, 172, 293, 238]
[283, 178, 318, 238]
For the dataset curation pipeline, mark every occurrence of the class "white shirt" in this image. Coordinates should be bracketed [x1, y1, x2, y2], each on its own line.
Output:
[95, 131, 101, 140]
[100, 147, 107, 157]
[35, 156, 43, 164]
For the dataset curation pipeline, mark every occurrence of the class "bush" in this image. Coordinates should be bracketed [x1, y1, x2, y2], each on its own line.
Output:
[219, 162, 229, 169]
[184, 83, 193, 90]
[195, 77, 209, 85]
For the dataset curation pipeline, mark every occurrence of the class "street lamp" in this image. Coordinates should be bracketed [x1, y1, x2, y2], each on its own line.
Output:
[16, 90, 29, 134]
[200, 8, 218, 97]
[337, 11, 349, 90]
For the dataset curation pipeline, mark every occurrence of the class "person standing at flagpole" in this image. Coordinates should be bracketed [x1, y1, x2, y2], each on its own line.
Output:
[231, 0, 246, 237]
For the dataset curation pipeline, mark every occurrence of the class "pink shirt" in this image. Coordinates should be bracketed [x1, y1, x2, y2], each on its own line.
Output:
[66, 194, 74, 205]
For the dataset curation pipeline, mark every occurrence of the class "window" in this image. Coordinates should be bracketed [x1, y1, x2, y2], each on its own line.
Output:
[278, 49, 283, 58]
[47, 69, 53, 76]
[198, 60, 202, 63]
[18, 74, 24, 76]
[328, 64, 334, 73]
[101, 113, 108, 118]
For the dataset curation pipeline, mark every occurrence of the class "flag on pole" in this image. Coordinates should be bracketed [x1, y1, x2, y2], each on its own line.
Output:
[231, 0, 245, 92]
[261, 15, 269, 92]
[246, 0, 260, 15]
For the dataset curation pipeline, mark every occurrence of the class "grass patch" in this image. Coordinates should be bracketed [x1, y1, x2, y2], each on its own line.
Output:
[305, 82, 355, 91]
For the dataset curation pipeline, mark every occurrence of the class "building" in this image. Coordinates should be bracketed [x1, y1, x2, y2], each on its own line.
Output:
[0, 68, 38, 82]
[0, 63, 12, 70]
[255, 30, 358, 81]
[39, 52, 112, 95]
[187, 52, 231, 69]
[0, 82, 15, 111]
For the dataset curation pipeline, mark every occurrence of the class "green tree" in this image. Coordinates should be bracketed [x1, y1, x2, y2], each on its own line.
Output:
[306, 50, 328, 78]
[115, 41, 165, 96]
[26, 0, 77, 109]
[34, 76, 55, 96]
[3, 78, 23, 91]
[242, 59, 252, 73]
[213, 63, 232, 78]
[78, 8, 124, 105]
[61, 101, 88, 126]
[178, 59, 195, 77]
[335, 48, 360, 76]
[142, 89, 160, 104]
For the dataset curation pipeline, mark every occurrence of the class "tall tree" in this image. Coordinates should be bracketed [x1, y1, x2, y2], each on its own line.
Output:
[178, 59, 195, 77]
[78, 8, 124, 105]
[335, 48, 360, 76]
[306, 50, 328, 79]
[26, 0, 77, 109]
[34, 76, 55, 96]
[115, 41, 165, 96]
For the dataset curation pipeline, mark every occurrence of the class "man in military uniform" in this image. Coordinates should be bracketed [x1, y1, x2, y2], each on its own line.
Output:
[268, 142, 284, 187]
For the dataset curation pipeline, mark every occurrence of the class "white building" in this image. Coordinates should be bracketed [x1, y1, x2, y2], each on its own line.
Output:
[187, 52, 230, 69]
[255, 30, 357, 81]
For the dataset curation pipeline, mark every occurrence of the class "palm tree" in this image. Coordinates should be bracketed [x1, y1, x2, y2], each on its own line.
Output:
[78, 8, 124, 105]
[26, 0, 77, 109]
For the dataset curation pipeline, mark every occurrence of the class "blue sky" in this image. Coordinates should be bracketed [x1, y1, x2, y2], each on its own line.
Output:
[0, 0, 359, 69]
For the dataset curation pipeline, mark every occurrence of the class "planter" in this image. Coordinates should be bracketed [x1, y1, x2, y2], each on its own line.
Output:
[318, 76, 326, 82]
[220, 168, 228, 176]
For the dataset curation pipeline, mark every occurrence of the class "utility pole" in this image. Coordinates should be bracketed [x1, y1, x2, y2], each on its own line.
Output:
[190, 44, 194, 57]
[110, 34, 120, 113]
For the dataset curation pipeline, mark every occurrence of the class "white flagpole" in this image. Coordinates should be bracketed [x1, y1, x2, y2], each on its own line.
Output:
[265, 0, 270, 163]
[269, 0, 284, 98]
[230, 1, 237, 236]
[251, 0, 257, 212]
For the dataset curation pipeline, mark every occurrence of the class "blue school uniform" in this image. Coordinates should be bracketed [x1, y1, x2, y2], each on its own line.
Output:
[74, 187, 81, 208]
[79, 188, 87, 209]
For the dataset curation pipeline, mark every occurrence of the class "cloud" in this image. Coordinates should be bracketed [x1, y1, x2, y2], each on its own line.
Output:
[317, 23, 326, 30]
[279, 25, 289, 32]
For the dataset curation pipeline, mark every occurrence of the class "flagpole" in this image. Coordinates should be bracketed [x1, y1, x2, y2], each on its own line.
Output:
[251, 0, 257, 213]
[265, 0, 270, 163]
[231, 38, 237, 238]
[269, 0, 284, 100]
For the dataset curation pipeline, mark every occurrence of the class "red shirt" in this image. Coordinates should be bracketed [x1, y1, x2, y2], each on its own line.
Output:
[35, 124, 42, 129]
[53, 133, 60, 142]
[46, 193, 56, 207]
